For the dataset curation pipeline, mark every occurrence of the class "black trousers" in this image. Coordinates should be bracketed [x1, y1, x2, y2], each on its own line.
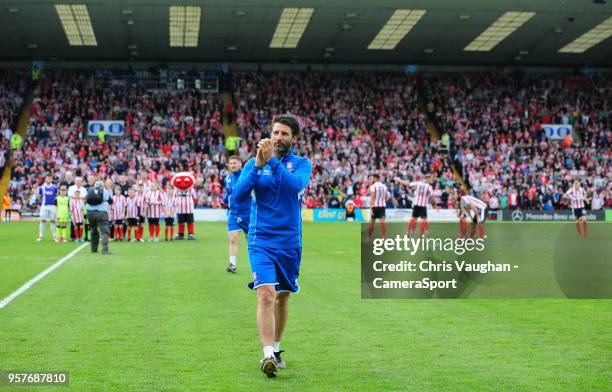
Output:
[87, 210, 110, 252]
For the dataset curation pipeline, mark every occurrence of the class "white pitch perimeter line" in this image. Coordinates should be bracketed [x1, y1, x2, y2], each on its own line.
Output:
[0, 243, 88, 309]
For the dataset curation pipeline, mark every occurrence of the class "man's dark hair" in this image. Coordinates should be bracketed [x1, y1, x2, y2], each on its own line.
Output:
[373, 174, 380, 180]
[273, 115, 300, 137]
[228, 155, 241, 162]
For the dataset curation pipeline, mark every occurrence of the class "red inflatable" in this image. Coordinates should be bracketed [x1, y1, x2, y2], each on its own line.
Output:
[170, 172, 196, 191]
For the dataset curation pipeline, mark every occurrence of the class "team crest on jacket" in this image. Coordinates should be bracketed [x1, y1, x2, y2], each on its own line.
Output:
[287, 162, 293, 171]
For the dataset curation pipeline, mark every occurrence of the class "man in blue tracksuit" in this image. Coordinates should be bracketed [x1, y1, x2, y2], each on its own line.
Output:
[233, 115, 312, 378]
[222, 155, 251, 273]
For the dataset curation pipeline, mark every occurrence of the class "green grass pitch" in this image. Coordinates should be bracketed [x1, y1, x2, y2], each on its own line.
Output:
[0, 222, 610, 391]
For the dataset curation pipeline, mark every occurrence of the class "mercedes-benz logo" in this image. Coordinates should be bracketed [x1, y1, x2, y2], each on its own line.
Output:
[511, 210, 524, 222]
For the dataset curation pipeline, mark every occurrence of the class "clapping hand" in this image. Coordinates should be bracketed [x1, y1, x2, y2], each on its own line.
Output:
[256, 139, 274, 168]
[255, 148, 266, 168]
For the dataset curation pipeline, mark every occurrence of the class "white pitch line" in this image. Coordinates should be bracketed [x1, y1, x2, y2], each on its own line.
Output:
[0, 243, 88, 309]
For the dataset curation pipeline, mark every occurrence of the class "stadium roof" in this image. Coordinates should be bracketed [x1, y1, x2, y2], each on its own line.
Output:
[0, 0, 611, 67]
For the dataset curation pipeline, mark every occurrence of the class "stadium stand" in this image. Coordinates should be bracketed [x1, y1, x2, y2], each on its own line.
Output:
[7, 69, 227, 211]
[0, 70, 27, 180]
[231, 71, 459, 208]
[426, 72, 611, 210]
[4, 69, 610, 213]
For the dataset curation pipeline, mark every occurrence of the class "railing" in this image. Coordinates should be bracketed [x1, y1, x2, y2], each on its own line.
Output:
[90, 69, 220, 93]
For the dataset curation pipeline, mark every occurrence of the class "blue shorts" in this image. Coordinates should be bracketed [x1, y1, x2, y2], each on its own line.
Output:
[227, 214, 249, 234]
[247, 245, 302, 293]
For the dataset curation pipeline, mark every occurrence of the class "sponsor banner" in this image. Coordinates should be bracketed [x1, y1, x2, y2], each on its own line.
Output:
[384, 209, 413, 221]
[312, 208, 368, 222]
[503, 209, 605, 222]
[542, 124, 572, 140]
[302, 209, 314, 222]
[313, 208, 347, 222]
[487, 209, 503, 221]
[360, 209, 370, 222]
[1, 211, 23, 221]
[87, 120, 125, 137]
[196, 208, 366, 223]
[429, 209, 460, 222]
[386, 208, 459, 222]
[9, 210, 38, 221]
[15, 208, 611, 223]
[193, 209, 228, 222]
[312, 208, 459, 222]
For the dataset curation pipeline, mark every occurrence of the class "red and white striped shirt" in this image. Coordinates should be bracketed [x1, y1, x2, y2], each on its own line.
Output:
[135, 194, 145, 216]
[461, 195, 487, 210]
[138, 180, 152, 193]
[70, 198, 85, 224]
[566, 187, 586, 209]
[508, 192, 518, 207]
[174, 188, 197, 214]
[125, 197, 139, 219]
[163, 193, 176, 217]
[369, 182, 388, 208]
[112, 195, 127, 220]
[410, 181, 433, 207]
[145, 190, 163, 218]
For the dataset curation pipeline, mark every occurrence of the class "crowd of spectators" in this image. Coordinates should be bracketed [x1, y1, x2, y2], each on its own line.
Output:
[231, 71, 459, 209]
[0, 70, 27, 179]
[3, 69, 610, 214]
[427, 71, 611, 211]
[7, 69, 228, 212]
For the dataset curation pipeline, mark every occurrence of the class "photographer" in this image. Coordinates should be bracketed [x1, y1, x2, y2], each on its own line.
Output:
[86, 181, 113, 254]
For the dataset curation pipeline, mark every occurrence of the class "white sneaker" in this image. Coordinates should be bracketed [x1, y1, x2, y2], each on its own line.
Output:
[63, 239, 68, 243]
[130, 239, 137, 243]
[36, 237, 43, 242]
[274, 351, 286, 369]
[154, 238, 160, 242]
